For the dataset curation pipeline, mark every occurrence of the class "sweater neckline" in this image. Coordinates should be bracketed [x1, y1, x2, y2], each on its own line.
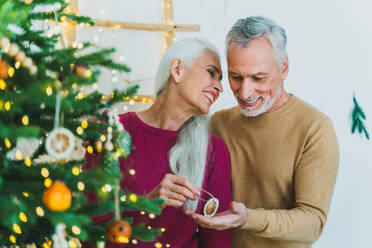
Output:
[128, 112, 179, 137]
[236, 94, 299, 121]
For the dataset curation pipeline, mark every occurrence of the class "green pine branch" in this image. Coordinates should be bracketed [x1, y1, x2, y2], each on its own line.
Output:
[351, 95, 369, 140]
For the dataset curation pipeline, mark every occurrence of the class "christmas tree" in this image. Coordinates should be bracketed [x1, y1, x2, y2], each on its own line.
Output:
[0, 0, 162, 246]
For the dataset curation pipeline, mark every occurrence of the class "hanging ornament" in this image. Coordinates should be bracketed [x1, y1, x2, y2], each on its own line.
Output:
[43, 181, 72, 211]
[6, 137, 40, 161]
[106, 220, 132, 244]
[203, 198, 219, 217]
[45, 128, 75, 159]
[94, 140, 103, 153]
[115, 131, 131, 159]
[51, 223, 69, 248]
[74, 64, 91, 78]
[0, 60, 10, 79]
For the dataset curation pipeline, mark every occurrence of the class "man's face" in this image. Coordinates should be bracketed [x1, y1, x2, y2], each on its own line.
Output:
[227, 36, 289, 117]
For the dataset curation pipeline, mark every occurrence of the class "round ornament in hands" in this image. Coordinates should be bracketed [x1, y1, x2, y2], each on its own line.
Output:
[46, 128, 75, 159]
[203, 197, 219, 217]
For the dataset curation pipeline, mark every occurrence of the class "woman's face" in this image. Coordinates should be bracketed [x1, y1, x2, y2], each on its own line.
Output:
[176, 51, 223, 115]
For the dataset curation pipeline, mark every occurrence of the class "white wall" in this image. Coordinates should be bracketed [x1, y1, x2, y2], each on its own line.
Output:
[78, 1, 372, 247]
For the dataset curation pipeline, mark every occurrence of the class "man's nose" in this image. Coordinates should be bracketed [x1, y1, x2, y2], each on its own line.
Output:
[239, 79, 255, 99]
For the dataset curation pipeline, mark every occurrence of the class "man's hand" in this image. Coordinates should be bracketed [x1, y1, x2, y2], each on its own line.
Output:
[184, 201, 247, 230]
[147, 173, 201, 208]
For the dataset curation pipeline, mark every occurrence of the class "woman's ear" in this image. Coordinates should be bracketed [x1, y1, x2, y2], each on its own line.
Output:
[170, 58, 185, 83]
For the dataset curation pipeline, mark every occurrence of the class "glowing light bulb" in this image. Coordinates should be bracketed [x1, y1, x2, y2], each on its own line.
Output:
[19, 212, 27, 222]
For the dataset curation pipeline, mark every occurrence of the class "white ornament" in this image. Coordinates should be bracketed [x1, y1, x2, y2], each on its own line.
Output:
[203, 198, 219, 217]
[6, 137, 40, 160]
[8, 44, 19, 56]
[22, 57, 33, 68]
[0, 37, 10, 48]
[52, 223, 69, 248]
[105, 141, 113, 151]
[45, 128, 75, 159]
[30, 65, 38, 75]
[16, 51, 26, 62]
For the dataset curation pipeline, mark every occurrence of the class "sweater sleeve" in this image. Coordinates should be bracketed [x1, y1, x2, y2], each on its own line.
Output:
[240, 117, 339, 243]
[198, 136, 233, 247]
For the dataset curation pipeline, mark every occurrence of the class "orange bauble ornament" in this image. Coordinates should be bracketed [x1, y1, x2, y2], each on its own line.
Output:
[106, 220, 132, 244]
[0, 60, 10, 79]
[42, 181, 72, 212]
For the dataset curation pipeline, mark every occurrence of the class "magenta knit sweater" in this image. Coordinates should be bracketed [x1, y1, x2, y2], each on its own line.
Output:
[83, 112, 232, 248]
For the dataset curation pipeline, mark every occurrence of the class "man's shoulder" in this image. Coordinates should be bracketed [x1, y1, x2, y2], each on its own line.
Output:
[212, 106, 239, 122]
[292, 95, 329, 122]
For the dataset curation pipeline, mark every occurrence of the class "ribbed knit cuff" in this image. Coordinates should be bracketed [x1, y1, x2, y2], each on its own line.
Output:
[240, 208, 266, 232]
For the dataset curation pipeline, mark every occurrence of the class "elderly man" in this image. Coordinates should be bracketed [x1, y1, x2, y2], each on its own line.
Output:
[185, 16, 339, 248]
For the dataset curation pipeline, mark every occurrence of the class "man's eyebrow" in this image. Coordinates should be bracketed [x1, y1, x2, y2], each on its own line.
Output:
[228, 71, 267, 77]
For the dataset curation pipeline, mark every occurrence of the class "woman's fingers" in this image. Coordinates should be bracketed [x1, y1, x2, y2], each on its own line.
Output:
[171, 184, 196, 201]
[170, 174, 201, 197]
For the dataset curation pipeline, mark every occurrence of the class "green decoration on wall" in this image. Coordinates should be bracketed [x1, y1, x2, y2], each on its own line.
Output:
[351, 94, 369, 140]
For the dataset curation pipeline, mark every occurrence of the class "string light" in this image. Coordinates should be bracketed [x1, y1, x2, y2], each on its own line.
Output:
[4, 138, 11, 148]
[68, 240, 77, 248]
[100, 134, 106, 142]
[166, 244, 170, 247]
[161, 228, 166, 232]
[8, 67, 15, 77]
[155, 242, 162, 248]
[4, 101, 11, 111]
[46, 87, 53, 96]
[44, 178, 52, 187]
[72, 167, 80, 176]
[19, 212, 27, 222]
[77, 92, 84, 99]
[87, 145, 93, 153]
[0, 79, 6, 90]
[76, 127, 84, 135]
[72, 225, 81, 235]
[13, 223, 22, 234]
[41, 168, 49, 177]
[132, 239, 138, 244]
[15, 61, 21, 69]
[147, 226, 152, 230]
[36, 206, 45, 217]
[25, 157, 32, 167]
[129, 194, 137, 202]
[9, 235, 16, 244]
[129, 169, 135, 175]
[22, 192, 29, 197]
[77, 181, 85, 191]
[15, 150, 23, 160]
[81, 120, 88, 128]
[22, 115, 29, 125]
[149, 213, 155, 219]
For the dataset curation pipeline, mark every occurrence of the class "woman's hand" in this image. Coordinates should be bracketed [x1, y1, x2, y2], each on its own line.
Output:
[184, 201, 247, 230]
[147, 173, 201, 208]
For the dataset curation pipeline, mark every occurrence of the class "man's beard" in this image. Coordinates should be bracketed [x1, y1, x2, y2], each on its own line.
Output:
[238, 84, 283, 117]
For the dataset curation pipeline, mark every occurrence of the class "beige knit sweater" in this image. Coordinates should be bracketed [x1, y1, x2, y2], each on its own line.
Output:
[211, 95, 339, 248]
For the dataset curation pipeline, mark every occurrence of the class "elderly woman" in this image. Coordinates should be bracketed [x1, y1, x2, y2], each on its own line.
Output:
[85, 38, 232, 247]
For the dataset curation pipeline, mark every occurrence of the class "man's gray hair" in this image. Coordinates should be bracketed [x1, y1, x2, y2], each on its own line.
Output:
[155, 38, 219, 211]
[226, 16, 287, 66]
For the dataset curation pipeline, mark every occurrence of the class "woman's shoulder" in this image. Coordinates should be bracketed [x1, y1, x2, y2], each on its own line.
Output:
[209, 133, 230, 160]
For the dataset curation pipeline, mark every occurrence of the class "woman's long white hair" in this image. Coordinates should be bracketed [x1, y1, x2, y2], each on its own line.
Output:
[155, 38, 220, 211]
